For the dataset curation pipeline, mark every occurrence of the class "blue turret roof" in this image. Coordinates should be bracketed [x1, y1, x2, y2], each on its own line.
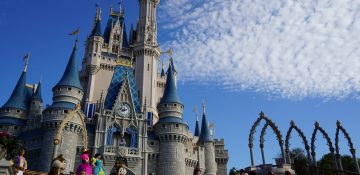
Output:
[160, 62, 181, 104]
[54, 44, 83, 90]
[194, 118, 200, 136]
[198, 113, 213, 142]
[2, 71, 29, 110]
[32, 82, 42, 102]
[90, 19, 102, 37]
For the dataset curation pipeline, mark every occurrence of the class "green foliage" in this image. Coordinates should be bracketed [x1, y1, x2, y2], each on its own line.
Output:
[0, 131, 23, 160]
[289, 148, 311, 175]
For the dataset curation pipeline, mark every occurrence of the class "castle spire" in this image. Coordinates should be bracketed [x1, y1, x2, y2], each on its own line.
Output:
[90, 5, 102, 37]
[194, 107, 200, 136]
[198, 101, 212, 143]
[159, 60, 181, 104]
[54, 41, 83, 91]
[2, 68, 28, 110]
[160, 59, 165, 77]
[32, 81, 43, 102]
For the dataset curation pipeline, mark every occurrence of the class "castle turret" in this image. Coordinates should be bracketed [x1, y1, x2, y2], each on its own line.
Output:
[198, 103, 217, 175]
[39, 41, 85, 173]
[27, 81, 43, 130]
[0, 61, 31, 136]
[154, 60, 188, 175]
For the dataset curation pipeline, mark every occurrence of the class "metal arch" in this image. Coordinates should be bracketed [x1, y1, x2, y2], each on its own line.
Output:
[335, 120, 355, 154]
[53, 104, 88, 158]
[248, 111, 287, 166]
[285, 120, 311, 164]
[259, 123, 269, 165]
[335, 120, 360, 173]
[310, 121, 337, 170]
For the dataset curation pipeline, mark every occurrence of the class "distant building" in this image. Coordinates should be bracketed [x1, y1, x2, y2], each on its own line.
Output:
[0, 1, 228, 174]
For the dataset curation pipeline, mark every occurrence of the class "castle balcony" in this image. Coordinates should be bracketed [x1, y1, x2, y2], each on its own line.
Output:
[102, 145, 140, 158]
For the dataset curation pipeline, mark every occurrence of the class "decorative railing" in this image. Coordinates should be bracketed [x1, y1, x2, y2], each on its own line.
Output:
[103, 146, 140, 157]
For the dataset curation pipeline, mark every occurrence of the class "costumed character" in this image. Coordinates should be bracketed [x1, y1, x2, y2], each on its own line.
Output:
[13, 148, 27, 175]
[76, 153, 93, 175]
[48, 154, 66, 175]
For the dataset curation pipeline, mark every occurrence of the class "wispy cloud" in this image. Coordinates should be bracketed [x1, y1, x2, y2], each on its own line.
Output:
[158, 0, 360, 99]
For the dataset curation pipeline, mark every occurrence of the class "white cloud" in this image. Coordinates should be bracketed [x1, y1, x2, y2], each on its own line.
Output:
[157, 0, 360, 99]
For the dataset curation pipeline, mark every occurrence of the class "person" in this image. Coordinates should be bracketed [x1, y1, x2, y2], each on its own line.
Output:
[267, 171, 275, 175]
[76, 154, 93, 175]
[249, 171, 256, 175]
[92, 153, 106, 175]
[285, 171, 291, 175]
[13, 148, 27, 175]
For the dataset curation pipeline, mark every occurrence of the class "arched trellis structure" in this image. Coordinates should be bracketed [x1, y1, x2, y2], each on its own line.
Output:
[53, 104, 88, 158]
[285, 120, 311, 165]
[335, 120, 360, 173]
[310, 121, 337, 170]
[248, 112, 287, 166]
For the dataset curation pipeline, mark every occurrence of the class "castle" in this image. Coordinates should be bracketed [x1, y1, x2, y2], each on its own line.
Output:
[0, 1, 228, 174]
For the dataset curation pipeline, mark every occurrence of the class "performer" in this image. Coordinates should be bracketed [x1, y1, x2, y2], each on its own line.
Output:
[13, 148, 27, 175]
[76, 154, 93, 175]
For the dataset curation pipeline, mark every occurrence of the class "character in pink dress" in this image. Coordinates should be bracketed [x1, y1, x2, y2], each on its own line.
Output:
[76, 154, 93, 175]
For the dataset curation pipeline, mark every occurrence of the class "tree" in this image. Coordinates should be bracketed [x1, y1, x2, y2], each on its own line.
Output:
[288, 148, 311, 175]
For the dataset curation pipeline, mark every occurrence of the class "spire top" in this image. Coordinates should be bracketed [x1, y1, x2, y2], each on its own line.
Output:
[198, 102, 212, 143]
[54, 38, 83, 91]
[202, 100, 206, 115]
[23, 53, 30, 72]
[194, 107, 200, 137]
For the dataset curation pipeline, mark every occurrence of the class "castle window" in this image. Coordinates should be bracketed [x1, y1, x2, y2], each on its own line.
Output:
[95, 43, 99, 53]
[175, 124, 179, 128]
[162, 124, 165, 128]
[57, 88, 61, 91]
[67, 88, 72, 91]
[150, 142, 154, 145]
[5, 109, 9, 112]
[16, 110, 21, 114]
[64, 110, 69, 114]
[147, 64, 150, 71]
[14, 126, 18, 130]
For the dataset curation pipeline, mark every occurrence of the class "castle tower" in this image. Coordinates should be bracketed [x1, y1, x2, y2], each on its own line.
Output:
[80, 6, 131, 117]
[154, 61, 188, 175]
[27, 81, 43, 130]
[39, 41, 84, 173]
[198, 104, 217, 175]
[134, 0, 161, 122]
[0, 64, 30, 136]
[81, 6, 104, 104]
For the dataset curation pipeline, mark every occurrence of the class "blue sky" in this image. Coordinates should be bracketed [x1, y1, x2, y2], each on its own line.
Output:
[1, 0, 360, 170]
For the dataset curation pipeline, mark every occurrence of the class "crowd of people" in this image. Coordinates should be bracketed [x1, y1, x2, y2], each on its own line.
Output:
[229, 168, 293, 175]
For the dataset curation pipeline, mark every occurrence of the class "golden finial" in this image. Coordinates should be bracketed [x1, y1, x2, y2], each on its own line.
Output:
[23, 53, 30, 72]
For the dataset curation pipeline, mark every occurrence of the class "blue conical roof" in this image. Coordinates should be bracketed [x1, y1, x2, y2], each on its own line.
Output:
[90, 19, 102, 37]
[198, 113, 212, 142]
[194, 119, 200, 136]
[32, 82, 42, 102]
[55, 44, 83, 90]
[2, 71, 29, 110]
[160, 62, 181, 104]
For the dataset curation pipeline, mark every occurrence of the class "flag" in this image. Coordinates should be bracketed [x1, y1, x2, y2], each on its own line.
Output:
[68, 28, 80, 36]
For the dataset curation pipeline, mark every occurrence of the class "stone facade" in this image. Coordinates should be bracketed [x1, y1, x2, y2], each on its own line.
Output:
[0, 1, 229, 175]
